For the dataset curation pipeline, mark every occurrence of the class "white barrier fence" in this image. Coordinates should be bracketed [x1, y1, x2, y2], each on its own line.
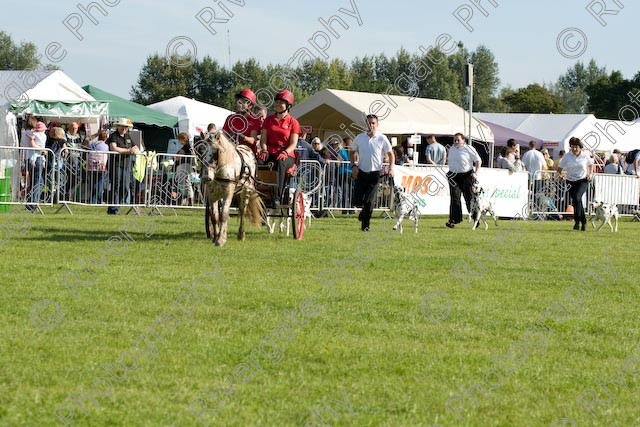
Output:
[147, 153, 203, 209]
[55, 147, 147, 212]
[1, 145, 638, 218]
[0, 146, 56, 212]
[529, 170, 640, 219]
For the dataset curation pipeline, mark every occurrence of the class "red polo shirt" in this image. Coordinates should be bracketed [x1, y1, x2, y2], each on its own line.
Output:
[223, 113, 261, 153]
[223, 113, 261, 140]
[262, 113, 300, 156]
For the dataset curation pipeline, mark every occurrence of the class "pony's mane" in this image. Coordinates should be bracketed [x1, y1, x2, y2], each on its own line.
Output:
[207, 131, 235, 168]
[213, 132, 236, 167]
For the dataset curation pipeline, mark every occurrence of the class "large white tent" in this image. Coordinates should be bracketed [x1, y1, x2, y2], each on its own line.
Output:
[562, 117, 640, 154]
[147, 96, 232, 140]
[0, 70, 108, 147]
[476, 112, 640, 156]
[293, 89, 494, 143]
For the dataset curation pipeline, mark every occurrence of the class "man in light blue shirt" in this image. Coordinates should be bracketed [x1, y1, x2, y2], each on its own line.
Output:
[424, 135, 446, 165]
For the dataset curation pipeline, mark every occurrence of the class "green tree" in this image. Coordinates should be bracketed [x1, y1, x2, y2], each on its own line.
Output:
[295, 59, 331, 95]
[326, 59, 352, 90]
[586, 71, 640, 119]
[417, 48, 461, 103]
[349, 56, 377, 92]
[502, 84, 564, 113]
[0, 31, 57, 70]
[469, 45, 500, 111]
[130, 54, 198, 104]
[196, 56, 233, 108]
[556, 59, 607, 113]
[448, 44, 500, 111]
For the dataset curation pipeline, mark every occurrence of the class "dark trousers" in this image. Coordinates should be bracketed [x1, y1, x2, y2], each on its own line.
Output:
[353, 170, 381, 230]
[108, 157, 133, 213]
[267, 154, 295, 202]
[447, 170, 475, 224]
[568, 179, 589, 225]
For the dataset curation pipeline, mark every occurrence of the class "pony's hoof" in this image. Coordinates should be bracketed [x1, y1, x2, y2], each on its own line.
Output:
[238, 232, 245, 241]
[215, 240, 225, 247]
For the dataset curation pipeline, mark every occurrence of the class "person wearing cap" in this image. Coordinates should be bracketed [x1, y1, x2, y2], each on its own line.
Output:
[558, 137, 594, 231]
[260, 89, 301, 206]
[445, 133, 481, 229]
[350, 114, 395, 231]
[222, 88, 261, 154]
[106, 118, 138, 214]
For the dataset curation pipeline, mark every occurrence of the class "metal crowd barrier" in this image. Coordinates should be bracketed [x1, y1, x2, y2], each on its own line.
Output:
[0, 146, 56, 213]
[529, 170, 640, 219]
[318, 160, 393, 214]
[3, 142, 638, 221]
[147, 153, 203, 210]
[289, 159, 325, 212]
[56, 147, 147, 213]
[591, 173, 640, 216]
[528, 170, 573, 220]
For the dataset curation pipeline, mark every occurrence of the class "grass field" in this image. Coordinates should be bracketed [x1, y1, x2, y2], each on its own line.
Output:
[1, 206, 639, 427]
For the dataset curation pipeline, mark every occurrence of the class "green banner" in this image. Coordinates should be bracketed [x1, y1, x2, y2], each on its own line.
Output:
[10, 100, 109, 118]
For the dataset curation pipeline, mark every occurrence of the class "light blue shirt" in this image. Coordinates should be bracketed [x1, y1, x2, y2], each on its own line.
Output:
[425, 142, 446, 165]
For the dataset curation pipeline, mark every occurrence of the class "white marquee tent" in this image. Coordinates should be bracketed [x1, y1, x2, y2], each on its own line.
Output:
[475, 112, 640, 155]
[0, 70, 108, 147]
[147, 96, 232, 140]
[292, 89, 494, 143]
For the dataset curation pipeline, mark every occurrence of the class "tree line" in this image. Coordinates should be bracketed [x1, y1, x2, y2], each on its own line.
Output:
[2, 31, 639, 120]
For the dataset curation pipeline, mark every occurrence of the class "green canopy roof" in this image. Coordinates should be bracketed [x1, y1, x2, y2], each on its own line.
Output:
[82, 85, 178, 128]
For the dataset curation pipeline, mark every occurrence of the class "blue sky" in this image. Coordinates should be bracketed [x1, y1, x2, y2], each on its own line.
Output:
[3, 0, 634, 101]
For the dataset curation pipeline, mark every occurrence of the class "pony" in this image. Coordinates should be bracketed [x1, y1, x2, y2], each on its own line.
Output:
[202, 131, 265, 247]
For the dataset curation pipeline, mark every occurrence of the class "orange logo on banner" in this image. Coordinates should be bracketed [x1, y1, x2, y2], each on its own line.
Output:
[401, 175, 446, 196]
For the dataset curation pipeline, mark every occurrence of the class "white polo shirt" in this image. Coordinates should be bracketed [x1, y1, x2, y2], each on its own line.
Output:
[351, 131, 392, 173]
[448, 143, 481, 173]
[558, 151, 594, 181]
[521, 149, 546, 177]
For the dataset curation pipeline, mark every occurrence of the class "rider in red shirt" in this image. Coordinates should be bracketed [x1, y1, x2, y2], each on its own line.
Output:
[259, 89, 300, 205]
[222, 88, 261, 154]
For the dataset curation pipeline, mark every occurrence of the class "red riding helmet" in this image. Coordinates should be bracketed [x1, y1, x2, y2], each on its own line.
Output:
[274, 89, 294, 107]
[235, 88, 256, 105]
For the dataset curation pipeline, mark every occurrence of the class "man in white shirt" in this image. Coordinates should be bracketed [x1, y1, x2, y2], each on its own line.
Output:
[521, 140, 547, 197]
[446, 133, 481, 228]
[521, 141, 546, 177]
[350, 114, 395, 231]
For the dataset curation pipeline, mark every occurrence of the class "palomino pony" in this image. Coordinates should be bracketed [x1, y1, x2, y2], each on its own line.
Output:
[202, 131, 265, 246]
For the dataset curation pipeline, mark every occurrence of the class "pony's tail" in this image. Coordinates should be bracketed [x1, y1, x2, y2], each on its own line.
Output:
[246, 191, 266, 226]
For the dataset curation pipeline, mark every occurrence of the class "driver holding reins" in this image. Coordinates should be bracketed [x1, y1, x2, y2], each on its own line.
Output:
[259, 89, 300, 206]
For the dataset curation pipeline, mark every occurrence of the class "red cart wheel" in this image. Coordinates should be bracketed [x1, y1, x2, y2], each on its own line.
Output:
[291, 189, 305, 240]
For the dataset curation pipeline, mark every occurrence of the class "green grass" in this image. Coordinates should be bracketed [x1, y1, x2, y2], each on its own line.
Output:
[1, 206, 639, 426]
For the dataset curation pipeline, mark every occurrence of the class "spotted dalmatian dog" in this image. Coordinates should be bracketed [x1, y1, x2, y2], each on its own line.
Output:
[392, 186, 420, 234]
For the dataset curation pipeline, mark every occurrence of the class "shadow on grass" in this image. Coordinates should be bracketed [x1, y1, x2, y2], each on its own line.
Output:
[19, 223, 275, 243]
